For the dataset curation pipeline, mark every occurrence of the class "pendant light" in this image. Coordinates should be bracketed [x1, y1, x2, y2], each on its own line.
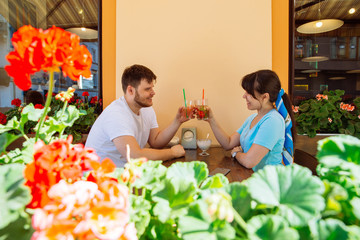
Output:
[66, 1, 98, 40]
[297, 19, 344, 34]
[300, 2, 331, 63]
[296, 1, 343, 34]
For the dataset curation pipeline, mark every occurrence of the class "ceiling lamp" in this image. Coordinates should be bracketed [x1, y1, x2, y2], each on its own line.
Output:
[346, 69, 360, 74]
[302, 56, 329, 62]
[329, 77, 346, 80]
[66, 27, 98, 39]
[301, 69, 321, 73]
[66, 1, 98, 40]
[297, 19, 344, 34]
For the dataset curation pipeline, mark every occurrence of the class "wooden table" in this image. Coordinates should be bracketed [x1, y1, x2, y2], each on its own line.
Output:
[163, 147, 253, 182]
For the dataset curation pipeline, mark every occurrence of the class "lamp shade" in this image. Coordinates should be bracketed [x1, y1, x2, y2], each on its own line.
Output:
[297, 19, 344, 34]
[301, 69, 321, 73]
[301, 56, 329, 62]
[66, 27, 98, 39]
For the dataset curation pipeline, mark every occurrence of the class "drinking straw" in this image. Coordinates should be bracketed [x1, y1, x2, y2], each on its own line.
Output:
[183, 88, 187, 117]
[202, 89, 205, 105]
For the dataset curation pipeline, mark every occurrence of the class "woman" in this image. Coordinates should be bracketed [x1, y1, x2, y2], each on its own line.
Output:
[207, 70, 295, 171]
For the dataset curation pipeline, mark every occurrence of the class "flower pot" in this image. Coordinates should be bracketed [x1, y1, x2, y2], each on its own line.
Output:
[295, 133, 339, 156]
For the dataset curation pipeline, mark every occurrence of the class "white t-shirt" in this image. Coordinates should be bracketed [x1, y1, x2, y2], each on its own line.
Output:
[85, 96, 158, 167]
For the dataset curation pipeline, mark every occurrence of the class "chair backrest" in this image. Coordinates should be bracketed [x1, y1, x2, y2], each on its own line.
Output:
[294, 149, 318, 176]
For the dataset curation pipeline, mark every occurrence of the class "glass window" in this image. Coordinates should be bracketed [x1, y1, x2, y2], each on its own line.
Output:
[0, 0, 101, 108]
[292, 0, 360, 102]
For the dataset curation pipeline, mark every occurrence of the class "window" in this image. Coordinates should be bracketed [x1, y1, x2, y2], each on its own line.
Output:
[0, 0, 101, 108]
[291, 0, 360, 104]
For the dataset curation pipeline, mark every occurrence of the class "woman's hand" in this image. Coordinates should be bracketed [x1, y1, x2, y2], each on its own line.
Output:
[231, 146, 243, 158]
[204, 107, 215, 123]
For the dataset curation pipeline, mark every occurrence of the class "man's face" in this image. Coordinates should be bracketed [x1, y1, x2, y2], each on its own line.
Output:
[134, 79, 155, 107]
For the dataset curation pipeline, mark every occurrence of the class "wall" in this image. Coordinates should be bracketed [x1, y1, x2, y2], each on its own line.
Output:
[272, 0, 289, 91]
[102, 0, 116, 107]
[115, 0, 272, 145]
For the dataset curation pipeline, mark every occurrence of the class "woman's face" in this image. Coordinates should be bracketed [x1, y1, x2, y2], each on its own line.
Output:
[243, 91, 262, 110]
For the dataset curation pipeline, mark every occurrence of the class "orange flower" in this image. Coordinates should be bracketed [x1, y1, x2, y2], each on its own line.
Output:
[340, 102, 355, 112]
[87, 158, 118, 185]
[292, 105, 299, 113]
[31, 179, 136, 240]
[55, 87, 76, 102]
[24, 136, 100, 208]
[5, 25, 92, 91]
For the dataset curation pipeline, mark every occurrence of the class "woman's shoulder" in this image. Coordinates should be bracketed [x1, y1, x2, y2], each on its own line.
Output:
[261, 109, 285, 125]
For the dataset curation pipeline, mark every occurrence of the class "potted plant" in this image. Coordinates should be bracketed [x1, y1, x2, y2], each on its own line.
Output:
[293, 90, 360, 155]
[2, 92, 101, 150]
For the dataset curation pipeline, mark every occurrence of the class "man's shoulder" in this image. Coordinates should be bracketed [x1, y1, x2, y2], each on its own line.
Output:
[140, 106, 156, 116]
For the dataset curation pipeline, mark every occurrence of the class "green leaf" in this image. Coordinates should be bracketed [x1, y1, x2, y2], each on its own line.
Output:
[247, 214, 299, 240]
[0, 214, 33, 240]
[55, 105, 81, 126]
[132, 160, 167, 191]
[246, 165, 325, 227]
[0, 164, 31, 229]
[130, 195, 151, 237]
[317, 135, 360, 164]
[140, 219, 180, 240]
[200, 174, 229, 190]
[0, 117, 20, 134]
[309, 218, 359, 240]
[224, 182, 252, 221]
[166, 161, 208, 188]
[0, 133, 21, 153]
[178, 200, 236, 240]
[152, 178, 197, 222]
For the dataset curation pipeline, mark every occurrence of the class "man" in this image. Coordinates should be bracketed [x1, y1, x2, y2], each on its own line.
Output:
[85, 64, 188, 166]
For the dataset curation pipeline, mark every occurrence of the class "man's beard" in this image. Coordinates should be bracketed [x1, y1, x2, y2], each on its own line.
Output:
[134, 90, 152, 108]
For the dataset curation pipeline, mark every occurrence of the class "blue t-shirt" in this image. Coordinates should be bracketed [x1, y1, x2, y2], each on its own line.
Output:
[237, 109, 285, 172]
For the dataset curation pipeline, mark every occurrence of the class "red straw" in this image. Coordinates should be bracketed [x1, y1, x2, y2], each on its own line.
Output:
[202, 89, 204, 105]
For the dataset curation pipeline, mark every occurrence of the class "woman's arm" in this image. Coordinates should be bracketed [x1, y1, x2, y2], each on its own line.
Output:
[207, 108, 240, 150]
[231, 144, 269, 169]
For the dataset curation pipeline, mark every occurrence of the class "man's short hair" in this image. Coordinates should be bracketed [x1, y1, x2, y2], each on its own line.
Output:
[122, 64, 157, 93]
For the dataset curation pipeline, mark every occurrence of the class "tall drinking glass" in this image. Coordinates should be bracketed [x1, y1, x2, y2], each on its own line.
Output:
[182, 100, 195, 119]
[196, 99, 209, 120]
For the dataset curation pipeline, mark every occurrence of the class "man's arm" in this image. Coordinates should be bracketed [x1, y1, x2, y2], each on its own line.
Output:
[113, 135, 185, 160]
[148, 107, 190, 148]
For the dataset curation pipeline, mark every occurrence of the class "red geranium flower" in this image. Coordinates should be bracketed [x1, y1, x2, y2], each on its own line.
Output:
[90, 96, 98, 104]
[34, 104, 44, 109]
[24, 136, 100, 208]
[45, 92, 56, 97]
[0, 112, 7, 125]
[82, 91, 89, 97]
[5, 25, 92, 91]
[11, 98, 22, 107]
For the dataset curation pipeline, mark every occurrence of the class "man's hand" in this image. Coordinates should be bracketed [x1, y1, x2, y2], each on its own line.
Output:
[176, 107, 194, 124]
[170, 144, 185, 158]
